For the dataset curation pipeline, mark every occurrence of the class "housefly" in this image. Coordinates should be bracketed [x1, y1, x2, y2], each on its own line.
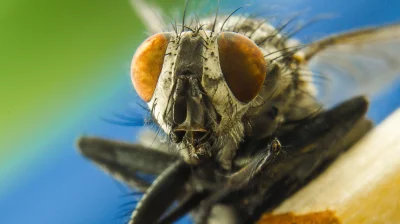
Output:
[77, 0, 400, 223]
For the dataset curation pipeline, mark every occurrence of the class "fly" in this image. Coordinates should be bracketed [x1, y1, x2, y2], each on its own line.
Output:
[77, 0, 400, 223]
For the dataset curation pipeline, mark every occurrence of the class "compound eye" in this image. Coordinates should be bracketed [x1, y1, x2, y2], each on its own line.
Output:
[217, 32, 267, 103]
[131, 33, 172, 102]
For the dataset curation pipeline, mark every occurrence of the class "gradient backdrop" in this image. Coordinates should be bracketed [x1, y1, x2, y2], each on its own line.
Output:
[1, 0, 399, 223]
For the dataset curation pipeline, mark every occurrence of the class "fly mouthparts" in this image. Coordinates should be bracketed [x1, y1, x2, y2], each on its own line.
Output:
[170, 126, 208, 144]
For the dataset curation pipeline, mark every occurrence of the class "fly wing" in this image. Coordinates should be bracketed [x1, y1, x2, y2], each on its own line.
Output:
[301, 24, 400, 107]
[130, 0, 166, 34]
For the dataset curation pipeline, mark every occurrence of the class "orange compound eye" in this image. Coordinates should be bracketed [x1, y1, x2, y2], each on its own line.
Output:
[217, 32, 267, 103]
[131, 33, 172, 102]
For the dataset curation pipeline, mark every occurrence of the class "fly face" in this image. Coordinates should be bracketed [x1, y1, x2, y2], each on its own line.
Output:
[131, 22, 283, 167]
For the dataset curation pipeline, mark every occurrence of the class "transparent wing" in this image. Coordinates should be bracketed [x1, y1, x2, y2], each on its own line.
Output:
[302, 24, 400, 107]
[130, 0, 166, 34]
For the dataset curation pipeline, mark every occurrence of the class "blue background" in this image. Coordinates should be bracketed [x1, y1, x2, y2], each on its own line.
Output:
[1, 0, 399, 224]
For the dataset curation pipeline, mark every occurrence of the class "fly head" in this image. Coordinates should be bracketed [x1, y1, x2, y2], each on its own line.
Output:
[131, 25, 279, 166]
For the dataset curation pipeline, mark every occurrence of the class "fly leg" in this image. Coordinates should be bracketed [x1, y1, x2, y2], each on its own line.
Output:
[153, 138, 281, 224]
[278, 96, 372, 181]
[157, 191, 210, 224]
[242, 96, 372, 221]
[129, 160, 191, 224]
[77, 136, 177, 192]
[189, 139, 282, 224]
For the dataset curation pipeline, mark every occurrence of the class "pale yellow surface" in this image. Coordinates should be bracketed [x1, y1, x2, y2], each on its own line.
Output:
[273, 109, 400, 224]
[258, 211, 340, 224]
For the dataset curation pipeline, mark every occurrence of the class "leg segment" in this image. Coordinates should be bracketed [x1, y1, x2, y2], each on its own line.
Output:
[77, 136, 177, 191]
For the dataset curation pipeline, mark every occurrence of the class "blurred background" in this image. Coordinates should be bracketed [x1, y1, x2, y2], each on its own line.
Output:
[0, 0, 399, 223]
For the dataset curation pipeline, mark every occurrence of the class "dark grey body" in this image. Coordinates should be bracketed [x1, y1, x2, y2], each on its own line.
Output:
[76, 12, 400, 223]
